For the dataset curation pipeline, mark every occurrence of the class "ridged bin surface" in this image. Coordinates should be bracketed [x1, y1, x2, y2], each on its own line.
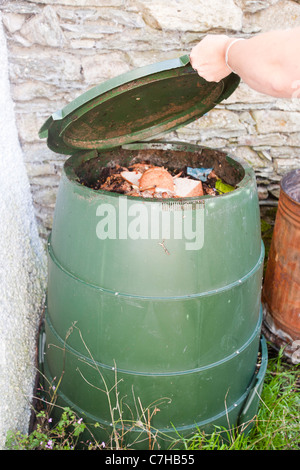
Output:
[42, 143, 265, 448]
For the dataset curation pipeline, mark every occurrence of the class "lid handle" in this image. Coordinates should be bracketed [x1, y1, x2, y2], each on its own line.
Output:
[179, 54, 191, 66]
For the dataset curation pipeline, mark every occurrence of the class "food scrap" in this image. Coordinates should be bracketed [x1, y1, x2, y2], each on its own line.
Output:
[78, 161, 235, 198]
[215, 179, 235, 194]
[186, 167, 213, 182]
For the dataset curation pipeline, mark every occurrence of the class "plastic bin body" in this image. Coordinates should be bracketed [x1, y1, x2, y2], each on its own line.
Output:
[40, 142, 267, 448]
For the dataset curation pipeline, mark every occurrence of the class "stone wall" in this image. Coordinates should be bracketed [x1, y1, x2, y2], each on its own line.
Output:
[1, 0, 300, 240]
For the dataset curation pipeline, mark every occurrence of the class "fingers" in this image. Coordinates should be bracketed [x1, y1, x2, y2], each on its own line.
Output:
[189, 34, 232, 82]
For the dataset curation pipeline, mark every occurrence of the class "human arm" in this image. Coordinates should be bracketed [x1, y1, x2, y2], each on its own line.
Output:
[189, 28, 300, 98]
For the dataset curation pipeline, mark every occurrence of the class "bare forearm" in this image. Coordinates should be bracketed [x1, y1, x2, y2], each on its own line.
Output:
[190, 28, 300, 98]
[227, 29, 300, 98]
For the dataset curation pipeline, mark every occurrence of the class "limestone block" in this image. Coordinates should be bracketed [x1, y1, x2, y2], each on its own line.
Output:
[62, 21, 123, 38]
[267, 183, 280, 198]
[96, 8, 146, 28]
[32, 185, 58, 207]
[128, 49, 180, 68]
[20, 5, 65, 47]
[274, 156, 300, 175]
[178, 109, 246, 140]
[234, 0, 280, 13]
[22, 142, 65, 163]
[11, 81, 61, 101]
[0, 2, 41, 15]
[69, 38, 96, 49]
[95, 27, 178, 55]
[9, 46, 83, 83]
[26, 0, 124, 5]
[257, 186, 269, 200]
[237, 132, 288, 147]
[194, 137, 229, 149]
[238, 110, 257, 134]
[137, 0, 243, 32]
[30, 174, 61, 187]
[270, 146, 300, 158]
[25, 162, 53, 177]
[252, 110, 300, 134]
[181, 31, 206, 47]
[56, 6, 99, 22]
[285, 133, 300, 147]
[16, 112, 47, 143]
[8, 33, 32, 48]
[33, 204, 54, 233]
[2, 13, 25, 33]
[81, 52, 131, 84]
[256, 170, 281, 182]
[230, 145, 267, 168]
[223, 82, 275, 106]
[243, 0, 300, 33]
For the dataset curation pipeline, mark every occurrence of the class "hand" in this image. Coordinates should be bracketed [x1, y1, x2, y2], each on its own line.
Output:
[190, 34, 233, 82]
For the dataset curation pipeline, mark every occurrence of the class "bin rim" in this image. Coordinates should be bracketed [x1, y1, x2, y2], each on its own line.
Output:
[62, 141, 256, 203]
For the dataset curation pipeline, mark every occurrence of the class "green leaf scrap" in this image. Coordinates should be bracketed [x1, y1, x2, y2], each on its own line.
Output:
[215, 180, 235, 194]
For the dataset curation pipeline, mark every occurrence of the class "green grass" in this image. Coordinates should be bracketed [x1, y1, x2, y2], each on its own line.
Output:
[178, 348, 299, 450]
[5, 345, 299, 451]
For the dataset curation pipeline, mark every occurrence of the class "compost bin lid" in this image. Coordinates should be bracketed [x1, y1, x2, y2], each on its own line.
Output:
[39, 55, 240, 155]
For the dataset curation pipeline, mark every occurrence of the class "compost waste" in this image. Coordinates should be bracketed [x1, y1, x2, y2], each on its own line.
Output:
[77, 161, 235, 198]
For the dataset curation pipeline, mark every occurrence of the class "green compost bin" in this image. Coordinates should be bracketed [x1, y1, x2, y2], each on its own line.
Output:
[38, 56, 268, 449]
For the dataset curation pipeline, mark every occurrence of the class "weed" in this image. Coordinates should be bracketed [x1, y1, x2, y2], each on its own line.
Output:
[173, 347, 299, 451]
[6, 408, 88, 450]
[5, 328, 299, 451]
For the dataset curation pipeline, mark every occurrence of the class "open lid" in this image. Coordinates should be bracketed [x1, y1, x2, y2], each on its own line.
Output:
[39, 55, 240, 155]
